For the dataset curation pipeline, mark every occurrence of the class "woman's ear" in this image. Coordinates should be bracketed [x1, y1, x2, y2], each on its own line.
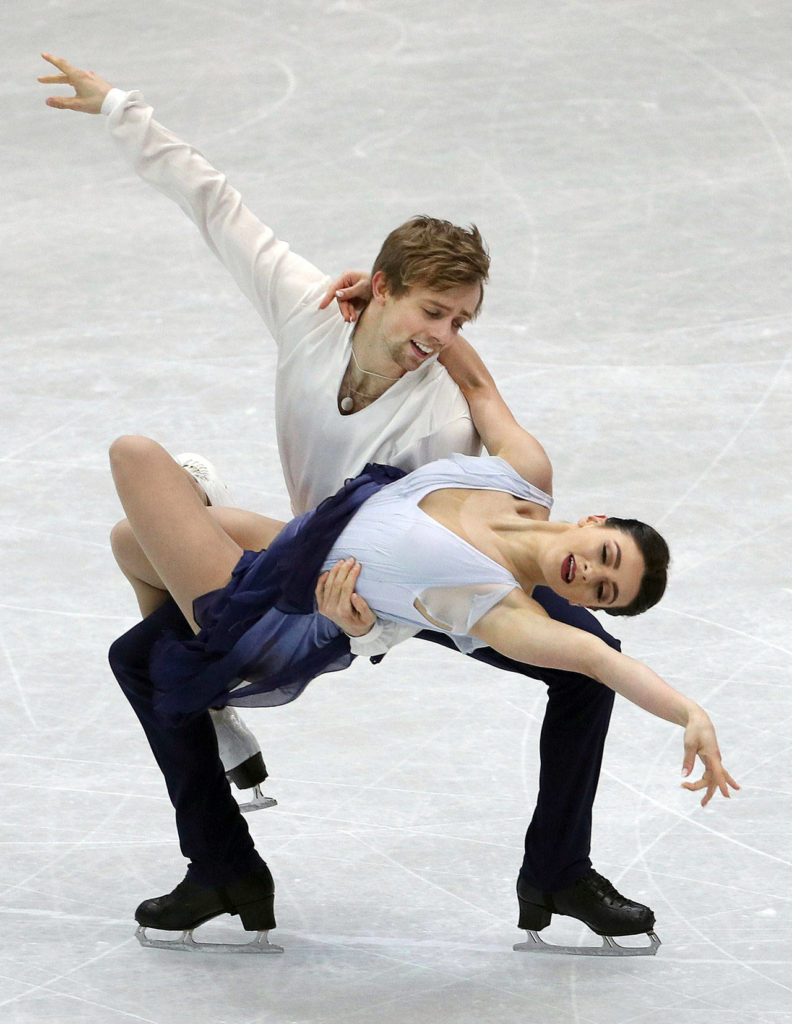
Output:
[576, 514, 608, 528]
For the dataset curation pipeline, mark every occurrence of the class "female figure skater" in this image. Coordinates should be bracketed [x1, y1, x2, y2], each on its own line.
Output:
[107, 334, 737, 953]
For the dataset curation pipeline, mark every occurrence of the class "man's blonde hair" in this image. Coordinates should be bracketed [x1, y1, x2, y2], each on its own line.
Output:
[372, 215, 490, 316]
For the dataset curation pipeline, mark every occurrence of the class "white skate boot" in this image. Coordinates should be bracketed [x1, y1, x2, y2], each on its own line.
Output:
[210, 707, 276, 812]
[177, 451, 233, 508]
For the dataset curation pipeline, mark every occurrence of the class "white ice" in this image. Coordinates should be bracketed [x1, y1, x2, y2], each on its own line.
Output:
[1, 2, 790, 1022]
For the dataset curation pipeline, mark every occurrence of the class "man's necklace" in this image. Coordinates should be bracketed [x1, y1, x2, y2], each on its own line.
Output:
[340, 342, 401, 412]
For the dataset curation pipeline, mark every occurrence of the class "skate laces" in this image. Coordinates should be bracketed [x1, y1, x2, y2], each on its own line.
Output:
[584, 870, 623, 903]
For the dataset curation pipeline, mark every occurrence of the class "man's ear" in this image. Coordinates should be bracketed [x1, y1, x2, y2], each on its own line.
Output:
[371, 270, 391, 304]
[576, 514, 608, 528]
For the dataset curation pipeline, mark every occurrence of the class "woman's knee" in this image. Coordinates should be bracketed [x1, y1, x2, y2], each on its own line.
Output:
[109, 435, 168, 492]
[109, 434, 162, 472]
[110, 517, 134, 566]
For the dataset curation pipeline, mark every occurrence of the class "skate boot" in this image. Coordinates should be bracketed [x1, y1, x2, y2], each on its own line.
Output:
[210, 707, 276, 812]
[177, 451, 232, 508]
[514, 869, 660, 956]
[135, 867, 283, 953]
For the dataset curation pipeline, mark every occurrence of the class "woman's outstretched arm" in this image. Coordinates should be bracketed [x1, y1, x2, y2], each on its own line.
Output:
[471, 590, 739, 805]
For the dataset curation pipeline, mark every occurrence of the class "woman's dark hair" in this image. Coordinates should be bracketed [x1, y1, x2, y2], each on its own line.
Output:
[603, 517, 670, 617]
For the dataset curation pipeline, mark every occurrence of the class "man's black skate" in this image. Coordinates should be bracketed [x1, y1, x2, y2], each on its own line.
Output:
[514, 869, 660, 956]
[134, 867, 283, 954]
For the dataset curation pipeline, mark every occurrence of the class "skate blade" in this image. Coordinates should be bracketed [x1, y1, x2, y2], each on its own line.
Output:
[514, 929, 661, 957]
[135, 925, 284, 954]
[238, 784, 278, 814]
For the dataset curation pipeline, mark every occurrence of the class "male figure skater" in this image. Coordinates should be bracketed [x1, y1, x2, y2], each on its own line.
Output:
[40, 53, 656, 952]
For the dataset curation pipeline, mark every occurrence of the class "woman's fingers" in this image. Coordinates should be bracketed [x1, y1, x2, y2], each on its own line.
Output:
[681, 752, 740, 806]
[317, 271, 372, 321]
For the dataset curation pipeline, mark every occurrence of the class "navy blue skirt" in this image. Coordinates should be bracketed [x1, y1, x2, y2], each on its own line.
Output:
[147, 464, 406, 725]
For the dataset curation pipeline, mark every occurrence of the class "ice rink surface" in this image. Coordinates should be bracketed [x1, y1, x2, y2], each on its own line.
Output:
[2, 1, 791, 1021]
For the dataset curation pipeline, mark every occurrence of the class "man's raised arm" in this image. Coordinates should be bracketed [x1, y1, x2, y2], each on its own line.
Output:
[38, 54, 329, 337]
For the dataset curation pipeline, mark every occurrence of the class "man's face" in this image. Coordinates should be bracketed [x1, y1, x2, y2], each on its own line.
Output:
[375, 278, 482, 374]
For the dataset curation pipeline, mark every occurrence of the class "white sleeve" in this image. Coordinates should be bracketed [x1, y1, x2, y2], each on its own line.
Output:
[348, 618, 418, 658]
[101, 89, 328, 343]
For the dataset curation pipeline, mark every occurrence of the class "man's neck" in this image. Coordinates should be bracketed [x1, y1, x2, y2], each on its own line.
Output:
[337, 307, 401, 414]
[349, 306, 403, 382]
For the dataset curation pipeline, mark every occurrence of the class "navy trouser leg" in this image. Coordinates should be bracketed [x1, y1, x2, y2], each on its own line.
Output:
[417, 586, 618, 892]
[108, 599, 266, 887]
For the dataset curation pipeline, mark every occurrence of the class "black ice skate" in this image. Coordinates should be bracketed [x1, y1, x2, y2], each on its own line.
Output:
[514, 869, 661, 956]
[210, 707, 277, 812]
[135, 868, 283, 954]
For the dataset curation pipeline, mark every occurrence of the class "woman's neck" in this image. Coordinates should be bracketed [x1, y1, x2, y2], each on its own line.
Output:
[498, 518, 571, 592]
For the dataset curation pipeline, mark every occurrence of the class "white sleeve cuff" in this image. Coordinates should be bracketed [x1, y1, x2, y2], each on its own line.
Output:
[349, 618, 417, 658]
[101, 87, 131, 116]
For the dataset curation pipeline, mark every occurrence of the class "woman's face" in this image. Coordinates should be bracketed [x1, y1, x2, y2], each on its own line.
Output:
[546, 518, 645, 611]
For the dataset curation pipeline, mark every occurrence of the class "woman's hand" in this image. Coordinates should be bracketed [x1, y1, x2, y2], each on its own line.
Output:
[38, 53, 113, 114]
[315, 558, 376, 637]
[680, 707, 740, 805]
[318, 271, 373, 323]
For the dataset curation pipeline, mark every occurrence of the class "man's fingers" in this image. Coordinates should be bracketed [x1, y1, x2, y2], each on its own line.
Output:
[46, 97, 84, 111]
[37, 74, 70, 84]
[41, 52, 74, 74]
[333, 559, 358, 591]
[321, 559, 357, 597]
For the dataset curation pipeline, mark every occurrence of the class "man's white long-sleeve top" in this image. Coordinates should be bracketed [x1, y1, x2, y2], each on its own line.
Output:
[102, 89, 481, 518]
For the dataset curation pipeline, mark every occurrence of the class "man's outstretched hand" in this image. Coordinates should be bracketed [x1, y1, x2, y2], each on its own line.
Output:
[38, 53, 113, 114]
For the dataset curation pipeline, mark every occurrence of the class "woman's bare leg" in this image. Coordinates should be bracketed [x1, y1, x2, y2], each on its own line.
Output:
[111, 506, 287, 619]
[111, 519, 170, 617]
[109, 435, 284, 631]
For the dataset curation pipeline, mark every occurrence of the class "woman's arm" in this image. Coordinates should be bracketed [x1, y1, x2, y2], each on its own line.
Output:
[318, 269, 553, 488]
[471, 591, 739, 805]
[438, 337, 553, 492]
[317, 270, 372, 323]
